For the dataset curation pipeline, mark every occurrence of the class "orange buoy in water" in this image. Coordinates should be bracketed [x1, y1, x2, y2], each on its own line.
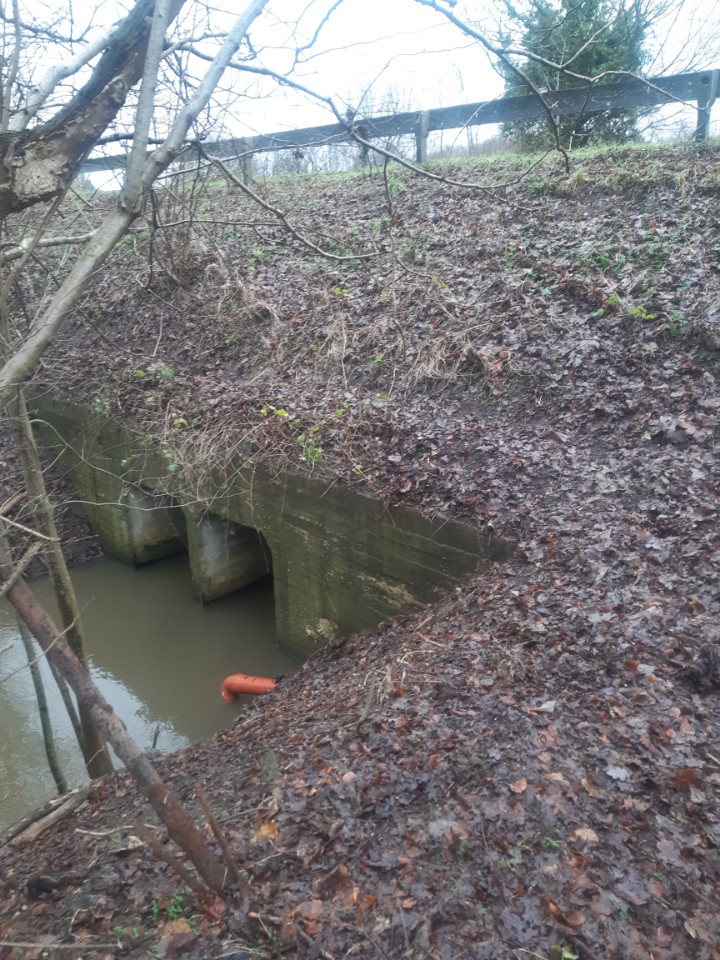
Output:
[220, 673, 278, 702]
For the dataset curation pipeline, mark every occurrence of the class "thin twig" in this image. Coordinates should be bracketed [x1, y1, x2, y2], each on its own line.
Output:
[0, 542, 42, 599]
[199, 144, 374, 263]
[0, 513, 57, 542]
[295, 923, 336, 960]
[247, 912, 336, 960]
[196, 784, 248, 890]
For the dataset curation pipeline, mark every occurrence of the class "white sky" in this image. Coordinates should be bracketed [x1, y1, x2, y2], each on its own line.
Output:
[15, 0, 720, 152]
[189, 0, 508, 138]
[223, 0, 720, 149]
[222, 0, 720, 135]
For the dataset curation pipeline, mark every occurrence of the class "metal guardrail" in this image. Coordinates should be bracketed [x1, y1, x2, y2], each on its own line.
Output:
[82, 68, 719, 174]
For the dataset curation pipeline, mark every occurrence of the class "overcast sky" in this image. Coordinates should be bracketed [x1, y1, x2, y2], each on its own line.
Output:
[18, 0, 720, 152]
[222, 0, 719, 135]
[228, 0, 720, 147]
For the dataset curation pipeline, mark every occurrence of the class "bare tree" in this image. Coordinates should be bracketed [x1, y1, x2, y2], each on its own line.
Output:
[0, 0, 273, 885]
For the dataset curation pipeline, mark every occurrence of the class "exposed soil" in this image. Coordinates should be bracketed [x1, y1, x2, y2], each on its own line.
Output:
[1, 142, 720, 960]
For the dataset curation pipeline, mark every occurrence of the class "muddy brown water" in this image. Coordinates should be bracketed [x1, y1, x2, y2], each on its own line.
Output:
[0, 554, 297, 831]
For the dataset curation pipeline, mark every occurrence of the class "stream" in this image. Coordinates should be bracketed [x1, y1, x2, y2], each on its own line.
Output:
[0, 554, 297, 831]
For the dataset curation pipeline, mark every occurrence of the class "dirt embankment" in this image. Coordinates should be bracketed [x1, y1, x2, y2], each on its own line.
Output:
[1, 143, 720, 959]
[0, 433, 101, 572]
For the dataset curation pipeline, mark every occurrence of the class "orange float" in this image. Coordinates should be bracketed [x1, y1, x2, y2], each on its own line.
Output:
[220, 673, 278, 702]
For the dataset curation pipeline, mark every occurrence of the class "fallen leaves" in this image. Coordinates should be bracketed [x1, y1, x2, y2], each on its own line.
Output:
[572, 828, 599, 843]
[669, 767, 701, 790]
[605, 766, 630, 781]
[291, 898, 324, 936]
[252, 820, 277, 843]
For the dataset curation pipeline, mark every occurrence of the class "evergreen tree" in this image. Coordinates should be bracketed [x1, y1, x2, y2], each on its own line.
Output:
[500, 0, 648, 150]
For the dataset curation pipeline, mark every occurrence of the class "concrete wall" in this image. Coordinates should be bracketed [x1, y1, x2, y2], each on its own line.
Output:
[182, 507, 271, 604]
[33, 398, 511, 659]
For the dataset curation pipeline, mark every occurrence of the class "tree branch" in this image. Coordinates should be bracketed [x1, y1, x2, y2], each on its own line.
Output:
[17, 0, 159, 139]
[8, 16, 130, 133]
[413, 0, 569, 163]
[1, 0, 22, 133]
[123, 0, 178, 207]
[0, 0, 271, 411]
[1, 232, 97, 264]
[138, 0, 271, 194]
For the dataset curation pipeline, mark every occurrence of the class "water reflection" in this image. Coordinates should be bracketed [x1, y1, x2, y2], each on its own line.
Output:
[0, 554, 295, 830]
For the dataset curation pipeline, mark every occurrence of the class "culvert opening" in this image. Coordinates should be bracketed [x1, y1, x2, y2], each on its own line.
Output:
[189, 510, 274, 607]
[123, 486, 187, 566]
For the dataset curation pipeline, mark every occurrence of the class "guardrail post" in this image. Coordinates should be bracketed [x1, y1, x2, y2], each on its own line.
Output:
[696, 70, 719, 141]
[414, 110, 430, 163]
[239, 138, 253, 184]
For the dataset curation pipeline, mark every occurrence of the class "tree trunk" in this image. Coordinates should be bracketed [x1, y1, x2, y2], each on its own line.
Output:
[48, 655, 86, 757]
[0, 539, 227, 893]
[7, 390, 112, 777]
[0, 0, 188, 217]
[17, 616, 68, 795]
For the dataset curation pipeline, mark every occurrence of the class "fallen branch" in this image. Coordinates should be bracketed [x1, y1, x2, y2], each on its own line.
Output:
[0, 492, 25, 515]
[1, 782, 90, 847]
[0, 942, 120, 952]
[134, 820, 207, 894]
[75, 824, 141, 837]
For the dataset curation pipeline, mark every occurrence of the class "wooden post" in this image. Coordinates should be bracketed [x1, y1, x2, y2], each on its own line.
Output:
[239, 138, 254, 184]
[414, 110, 430, 163]
[696, 70, 719, 142]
